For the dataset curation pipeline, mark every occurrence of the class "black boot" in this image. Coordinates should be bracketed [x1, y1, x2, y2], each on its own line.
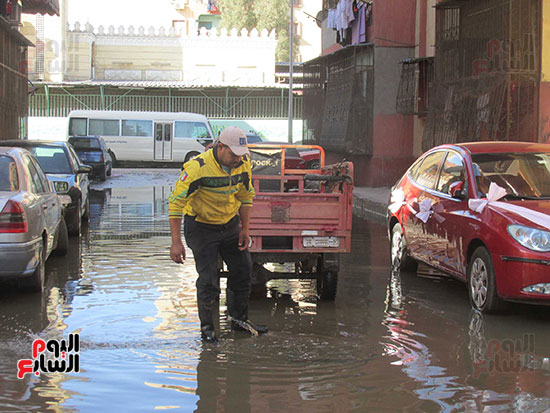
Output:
[227, 289, 268, 335]
[231, 318, 268, 335]
[198, 300, 219, 343]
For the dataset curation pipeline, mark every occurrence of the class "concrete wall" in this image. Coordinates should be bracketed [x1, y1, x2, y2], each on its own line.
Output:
[65, 24, 277, 85]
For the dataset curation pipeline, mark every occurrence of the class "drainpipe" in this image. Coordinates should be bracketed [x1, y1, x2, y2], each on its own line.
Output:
[288, 0, 294, 143]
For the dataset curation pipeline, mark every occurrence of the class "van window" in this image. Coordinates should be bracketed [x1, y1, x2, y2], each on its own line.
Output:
[174, 122, 212, 139]
[69, 118, 87, 136]
[122, 120, 153, 137]
[89, 119, 120, 136]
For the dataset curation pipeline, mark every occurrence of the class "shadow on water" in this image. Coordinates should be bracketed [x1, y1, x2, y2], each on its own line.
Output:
[2, 177, 550, 411]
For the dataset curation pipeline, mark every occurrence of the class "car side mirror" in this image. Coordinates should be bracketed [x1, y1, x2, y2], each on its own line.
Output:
[78, 165, 92, 174]
[449, 181, 466, 200]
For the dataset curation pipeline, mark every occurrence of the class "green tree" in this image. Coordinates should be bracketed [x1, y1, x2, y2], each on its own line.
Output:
[219, 0, 300, 62]
[219, 0, 257, 31]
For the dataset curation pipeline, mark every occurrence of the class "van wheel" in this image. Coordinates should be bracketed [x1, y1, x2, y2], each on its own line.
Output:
[468, 246, 505, 313]
[185, 151, 200, 163]
[317, 271, 337, 301]
[53, 218, 68, 256]
[20, 243, 45, 292]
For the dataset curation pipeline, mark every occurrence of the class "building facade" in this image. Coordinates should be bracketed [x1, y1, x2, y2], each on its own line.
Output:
[304, 0, 417, 187]
[0, 0, 59, 140]
[307, 0, 550, 187]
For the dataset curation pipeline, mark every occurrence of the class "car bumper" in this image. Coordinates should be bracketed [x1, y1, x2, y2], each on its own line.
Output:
[85, 162, 106, 177]
[0, 238, 42, 277]
[494, 253, 550, 302]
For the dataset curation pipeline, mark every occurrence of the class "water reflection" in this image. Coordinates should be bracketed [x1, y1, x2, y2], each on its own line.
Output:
[3, 175, 550, 411]
[383, 266, 550, 411]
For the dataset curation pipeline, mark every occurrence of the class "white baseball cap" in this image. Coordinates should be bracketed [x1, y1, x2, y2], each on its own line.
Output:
[218, 126, 249, 156]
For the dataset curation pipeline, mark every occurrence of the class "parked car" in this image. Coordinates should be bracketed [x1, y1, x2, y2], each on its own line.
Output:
[293, 140, 321, 169]
[0, 141, 91, 236]
[388, 141, 550, 313]
[0, 147, 69, 292]
[68, 136, 113, 181]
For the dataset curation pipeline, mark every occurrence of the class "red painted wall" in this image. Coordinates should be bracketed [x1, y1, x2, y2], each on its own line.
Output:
[371, 0, 416, 48]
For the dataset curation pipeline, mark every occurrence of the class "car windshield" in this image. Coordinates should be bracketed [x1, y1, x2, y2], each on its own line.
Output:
[0, 155, 19, 191]
[70, 138, 101, 150]
[31, 147, 72, 174]
[471, 152, 550, 198]
[246, 135, 263, 143]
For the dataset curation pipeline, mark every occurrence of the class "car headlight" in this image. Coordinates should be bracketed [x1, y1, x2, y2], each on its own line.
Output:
[53, 181, 69, 192]
[507, 225, 550, 252]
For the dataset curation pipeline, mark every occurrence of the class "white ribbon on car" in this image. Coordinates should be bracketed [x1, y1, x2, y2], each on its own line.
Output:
[0, 199, 7, 213]
[414, 198, 446, 224]
[415, 199, 434, 223]
[388, 188, 406, 214]
[468, 182, 550, 230]
[468, 182, 507, 213]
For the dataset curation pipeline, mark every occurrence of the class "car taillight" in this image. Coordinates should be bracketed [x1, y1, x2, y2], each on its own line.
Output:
[0, 200, 28, 233]
[99, 154, 104, 162]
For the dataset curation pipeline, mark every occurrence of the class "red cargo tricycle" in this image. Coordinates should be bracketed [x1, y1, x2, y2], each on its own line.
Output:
[242, 144, 354, 300]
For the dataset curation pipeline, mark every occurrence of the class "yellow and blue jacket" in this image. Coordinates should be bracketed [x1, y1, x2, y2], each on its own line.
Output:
[168, 148, 255, 225]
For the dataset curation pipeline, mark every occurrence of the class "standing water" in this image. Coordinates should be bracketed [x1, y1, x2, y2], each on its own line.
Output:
[0, 169, 550, 411]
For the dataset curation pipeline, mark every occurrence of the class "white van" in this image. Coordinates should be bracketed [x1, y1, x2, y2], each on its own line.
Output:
[67, 110, 214, 164]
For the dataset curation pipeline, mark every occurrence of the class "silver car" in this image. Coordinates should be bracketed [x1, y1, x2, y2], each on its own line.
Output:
[0, 147, 69, 292]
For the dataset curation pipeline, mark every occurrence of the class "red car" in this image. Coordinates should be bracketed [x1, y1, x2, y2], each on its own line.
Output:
[388, 142, 550, 313]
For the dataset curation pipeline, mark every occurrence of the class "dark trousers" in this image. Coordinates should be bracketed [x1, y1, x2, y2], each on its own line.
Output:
[183, 215, 252, 327]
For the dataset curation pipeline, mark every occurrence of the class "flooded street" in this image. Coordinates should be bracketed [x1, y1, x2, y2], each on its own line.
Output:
[1, 169, 550, 411]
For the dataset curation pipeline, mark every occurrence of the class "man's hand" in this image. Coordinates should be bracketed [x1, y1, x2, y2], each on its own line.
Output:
[238, 229, 250, 251]
[170, 241, 186, 263]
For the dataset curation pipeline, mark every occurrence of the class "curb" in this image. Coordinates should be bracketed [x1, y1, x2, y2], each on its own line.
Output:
[352, 195, 387, 224]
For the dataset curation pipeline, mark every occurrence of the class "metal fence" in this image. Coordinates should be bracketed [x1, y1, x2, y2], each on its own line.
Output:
[29, 88, 302, 119]
[303, 44, 374, 155]
[424, 0, 540, 150]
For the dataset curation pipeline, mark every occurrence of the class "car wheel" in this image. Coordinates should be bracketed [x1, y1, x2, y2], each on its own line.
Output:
[468, 246, 505, 313]
[20, 243, 45, 292]
[317, 271, 338, 300]
[53, 218, 69, 256]
[308, 160, 320, 169]
[100, 169, 107, 181]
[107, 162, 112, 177]
[185, 151, 201, 163]
[390, 223, 418, 272]
[82, 197, 90, 222]
[69, 203, 81, 236]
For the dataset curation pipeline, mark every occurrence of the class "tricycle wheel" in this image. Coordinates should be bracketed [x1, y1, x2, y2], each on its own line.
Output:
[317, 271, 337, 301]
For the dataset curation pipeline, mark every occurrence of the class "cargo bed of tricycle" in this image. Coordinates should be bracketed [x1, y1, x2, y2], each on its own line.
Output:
[244, 144, 353, 300]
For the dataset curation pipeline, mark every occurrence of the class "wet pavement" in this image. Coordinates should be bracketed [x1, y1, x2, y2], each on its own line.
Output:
[2, 169, 550, 411]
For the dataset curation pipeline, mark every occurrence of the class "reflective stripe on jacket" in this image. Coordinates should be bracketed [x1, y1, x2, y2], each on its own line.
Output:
[168, 148, 255, 225]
